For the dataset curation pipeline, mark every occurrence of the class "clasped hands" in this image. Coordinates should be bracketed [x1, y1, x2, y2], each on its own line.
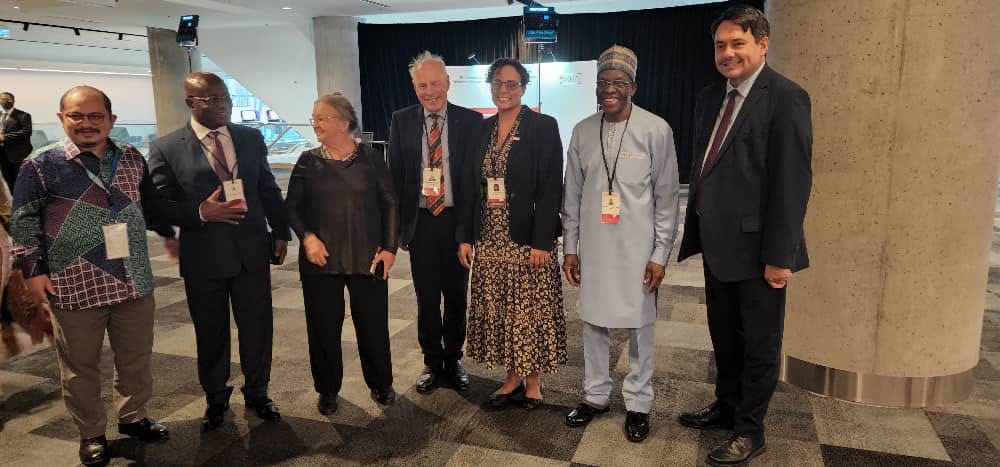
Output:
[457, 243, 551, 270]
[303, 233, 393, 279]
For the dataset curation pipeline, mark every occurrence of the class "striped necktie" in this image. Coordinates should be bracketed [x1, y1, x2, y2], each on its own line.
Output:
[426, 114, 445, 215]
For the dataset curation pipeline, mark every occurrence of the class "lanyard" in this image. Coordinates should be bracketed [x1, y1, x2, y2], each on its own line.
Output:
[599, 105, 632, 194]
[74, 150, 122, 220]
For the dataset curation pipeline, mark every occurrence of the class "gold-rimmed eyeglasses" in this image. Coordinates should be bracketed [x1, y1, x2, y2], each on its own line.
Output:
[309, 116, 339, 126]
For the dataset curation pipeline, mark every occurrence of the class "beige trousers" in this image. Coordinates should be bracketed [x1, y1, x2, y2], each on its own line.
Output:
[50, 294, 155, 439]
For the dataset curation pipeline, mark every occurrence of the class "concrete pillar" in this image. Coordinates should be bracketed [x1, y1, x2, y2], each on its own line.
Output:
[313, 16, 363, 125]
[147, 27, 200, 136]
[771, 1, 1000, 406]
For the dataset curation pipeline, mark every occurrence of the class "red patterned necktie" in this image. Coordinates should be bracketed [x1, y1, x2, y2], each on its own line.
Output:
[701, 89, 739, 177]
[208, 131, 232, 181]
[426, 114, 445, 215]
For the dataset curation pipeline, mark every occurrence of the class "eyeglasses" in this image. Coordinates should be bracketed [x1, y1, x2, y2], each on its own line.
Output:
[596, 79, 634, 90]
[490, 80, 522, 91]
[63, 112, 107, 124]
[309, 116, 339, 126]
[187, 95, 232, 106]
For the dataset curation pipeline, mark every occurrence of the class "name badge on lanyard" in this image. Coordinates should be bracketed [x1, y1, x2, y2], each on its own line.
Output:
[487, 177, 506, 207]
[223, 178, 247, 211]
[601, 192, 621, 224]
[599, 110, 631, 225]
[102, 223, 130, 259]
[422, 168, 443, 196]
[76, 151, 131, 259]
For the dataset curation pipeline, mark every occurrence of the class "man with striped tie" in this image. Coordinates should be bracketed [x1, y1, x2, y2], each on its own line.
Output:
[388, 51, 484, 395]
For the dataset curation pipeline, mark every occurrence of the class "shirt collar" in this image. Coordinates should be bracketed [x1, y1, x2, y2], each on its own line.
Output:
[62, 137, 121, 160]
[190, 116, 231, 140]
[423, 104, 448, 121]
[726, 60, 766, 98]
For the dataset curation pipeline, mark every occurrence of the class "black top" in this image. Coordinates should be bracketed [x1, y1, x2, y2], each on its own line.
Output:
[286, 144, 399, 276]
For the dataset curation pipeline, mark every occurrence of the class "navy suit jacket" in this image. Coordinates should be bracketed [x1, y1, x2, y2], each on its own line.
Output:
[387, 102, 483, 246]
[678, 65, 813, 282]
[147, 123, 290, 280]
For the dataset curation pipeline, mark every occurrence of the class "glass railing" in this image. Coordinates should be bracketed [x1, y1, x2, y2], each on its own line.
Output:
[27, 122, 321, 165]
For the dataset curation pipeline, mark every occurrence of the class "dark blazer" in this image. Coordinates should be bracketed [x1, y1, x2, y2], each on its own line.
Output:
[456, 106, 563, 252]
[147, 123, 291, 280]
[678, 65, 812, 282]
[1, 108, 33, 163]
[387, 102, 483, 246]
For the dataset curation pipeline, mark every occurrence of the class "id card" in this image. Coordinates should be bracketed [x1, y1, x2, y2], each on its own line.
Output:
[601, 191, 621, 224]
[422, 168, 443, 196]
[102, 223, 130, 259]
[223, 178, 247, 211]
[487, 177, 506, 207]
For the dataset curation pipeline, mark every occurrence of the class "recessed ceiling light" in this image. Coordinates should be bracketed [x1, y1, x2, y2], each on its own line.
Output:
[13, 5, 20, 8]
[281, 6, 292, 10]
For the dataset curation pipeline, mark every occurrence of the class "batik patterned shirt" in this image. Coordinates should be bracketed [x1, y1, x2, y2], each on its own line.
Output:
[9, 137, 170, 311]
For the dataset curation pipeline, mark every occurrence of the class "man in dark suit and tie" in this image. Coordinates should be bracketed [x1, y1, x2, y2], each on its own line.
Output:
[677, 6, 812, 465]
[147, 72, 290, 431]
[0, 92, 33, 190]
[388, 51, 483, 394]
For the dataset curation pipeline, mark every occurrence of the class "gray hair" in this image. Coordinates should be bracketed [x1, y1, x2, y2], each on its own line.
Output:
[408, 51, 448, 80]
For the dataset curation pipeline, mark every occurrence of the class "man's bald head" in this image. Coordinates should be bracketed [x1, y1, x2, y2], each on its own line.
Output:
[60, 86, 112, 114]
[184, 72, 232, 129]
[184, 72, 226, 95]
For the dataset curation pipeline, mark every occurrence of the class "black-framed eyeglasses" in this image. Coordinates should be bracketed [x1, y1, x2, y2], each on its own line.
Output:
[63, 112, 107, 124]
[309, 116, 339, 126]
[187, 95, 232, 106]
[490, 80, 522, 91]
[596, 79, 634, 90]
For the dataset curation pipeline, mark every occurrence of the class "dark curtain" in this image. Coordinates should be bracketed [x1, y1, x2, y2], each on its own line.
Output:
[357, 0, 764, 183]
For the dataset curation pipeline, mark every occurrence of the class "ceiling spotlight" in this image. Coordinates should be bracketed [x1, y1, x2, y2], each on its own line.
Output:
[73, 28, 80, 36]
[22, 23, 29, 31]
[281, 6, 292, 10]
[117, 33, 123, 40]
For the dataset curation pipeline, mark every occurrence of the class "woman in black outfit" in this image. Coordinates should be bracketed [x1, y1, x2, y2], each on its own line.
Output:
[285, 93, 399, 415]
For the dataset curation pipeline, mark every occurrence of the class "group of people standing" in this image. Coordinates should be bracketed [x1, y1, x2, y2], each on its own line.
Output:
[4, 5, 810, 467]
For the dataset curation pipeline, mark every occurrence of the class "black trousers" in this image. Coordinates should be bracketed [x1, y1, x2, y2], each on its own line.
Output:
[184, 268, 273, 405]
[409, 208, 469, 368]
[1, 157, 21, 192]
[704, 264, 786, 440]
[301, 274, 392, 395]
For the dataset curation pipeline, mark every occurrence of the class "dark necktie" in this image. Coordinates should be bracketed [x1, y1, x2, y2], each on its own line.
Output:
[208, 131, 232, 181]
[426, 114, 445, 215]
[701, 89, 739, 177]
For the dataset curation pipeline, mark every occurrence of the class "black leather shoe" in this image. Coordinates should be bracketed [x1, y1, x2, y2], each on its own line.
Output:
[487, 382, 524, 409]
[624, 411, 650, 442]
[446, 360, 470, 392]
[202, 402, 229, 432]
[678, 400, 734, 430]
[371, 386, 396, 406]
[707, 434, 766, 465]
[565, 403, 609, 427]
[246, 398, 281, 421]
[523, 397, 543, 410]
[415, 365, 439, 394]
[79, 435, 109, 466]
[317, 393, 338, 415]
[118, 417, 169, 441]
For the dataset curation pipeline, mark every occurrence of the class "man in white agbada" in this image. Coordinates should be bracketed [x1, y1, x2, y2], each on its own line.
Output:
[561, 45, 679, 443]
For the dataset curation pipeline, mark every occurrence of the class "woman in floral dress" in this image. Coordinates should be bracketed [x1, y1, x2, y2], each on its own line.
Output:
[457, 58, 566, 409]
